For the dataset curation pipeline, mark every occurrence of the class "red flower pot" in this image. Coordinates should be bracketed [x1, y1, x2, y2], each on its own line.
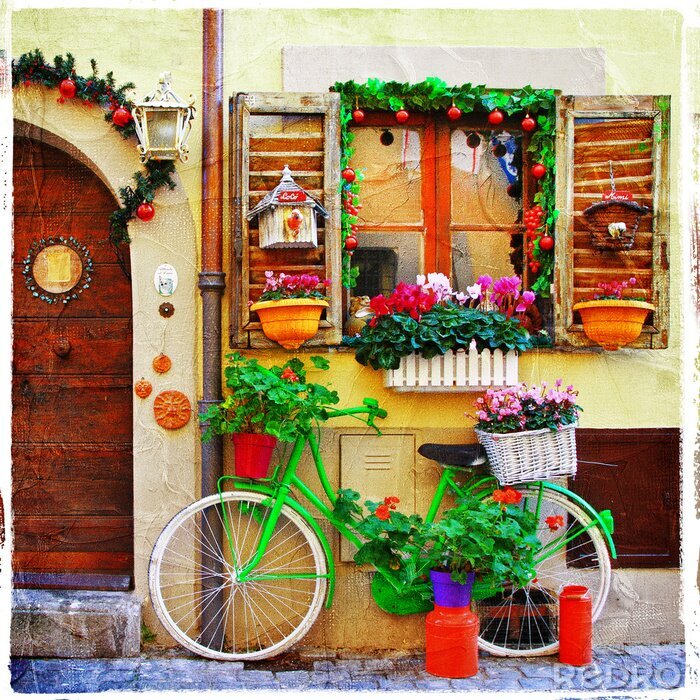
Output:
[232, 433, 277, 479]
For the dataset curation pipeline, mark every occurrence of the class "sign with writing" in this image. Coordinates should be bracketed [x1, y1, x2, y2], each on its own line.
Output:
[277, 190, 307, 203]
[602, 190, 634, 202]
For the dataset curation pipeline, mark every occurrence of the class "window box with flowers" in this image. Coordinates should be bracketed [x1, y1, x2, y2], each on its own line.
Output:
[343, 273, 543, 391]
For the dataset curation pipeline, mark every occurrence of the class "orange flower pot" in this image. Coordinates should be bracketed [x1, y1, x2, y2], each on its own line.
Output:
[250, 298, 329, 350]
[573, 300, 655, 350]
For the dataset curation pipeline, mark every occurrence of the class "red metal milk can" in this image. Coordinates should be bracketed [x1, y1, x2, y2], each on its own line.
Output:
[558, 584, 593, 665]
[426, 604, 479, 678]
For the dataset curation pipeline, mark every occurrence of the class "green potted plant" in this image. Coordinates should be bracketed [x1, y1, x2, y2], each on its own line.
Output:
[472, 379, 582, 484]
[572, 276, 655, 350]
[333, 488, 540, 609]
[343, 273, 542, 390]
[200, 352, 339, 478]
[426, 489, 540, 607]
[250, 271, 331, 349]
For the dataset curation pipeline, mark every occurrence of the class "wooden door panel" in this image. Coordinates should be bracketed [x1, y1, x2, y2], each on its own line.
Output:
[573, 428, 680, 567]
[13, 168, 115, 214]
[13, 215, 127, 265]
[13, 478, 132, 516]
[13, 264, 131, 318]
[13, 319, 132, 375]
[11, 444, 132, 482]
[13, 516, 133, 553]
[13, 551, 133, 573]
[12, 377, 132, 444]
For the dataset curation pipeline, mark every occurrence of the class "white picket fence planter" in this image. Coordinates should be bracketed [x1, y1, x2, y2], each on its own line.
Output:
[384, 343, 519, 392]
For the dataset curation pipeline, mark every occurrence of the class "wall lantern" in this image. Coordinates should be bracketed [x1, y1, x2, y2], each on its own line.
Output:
[131, 72, 195, 163]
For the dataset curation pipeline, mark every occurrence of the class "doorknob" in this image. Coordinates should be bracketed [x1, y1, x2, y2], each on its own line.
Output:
[52, 337, 72, 358]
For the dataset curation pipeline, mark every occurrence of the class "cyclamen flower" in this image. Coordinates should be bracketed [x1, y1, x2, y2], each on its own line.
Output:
[515, 290, 536, 313]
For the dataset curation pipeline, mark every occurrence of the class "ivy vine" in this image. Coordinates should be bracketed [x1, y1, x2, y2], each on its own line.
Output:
[12, 49, 175, 254]
[331, 78, 557, 295]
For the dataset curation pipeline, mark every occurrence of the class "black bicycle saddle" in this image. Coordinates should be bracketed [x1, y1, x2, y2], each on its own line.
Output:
[418, 443, 487, 468]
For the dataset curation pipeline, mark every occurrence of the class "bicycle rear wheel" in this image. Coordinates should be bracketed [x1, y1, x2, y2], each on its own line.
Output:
[473, 484, 611, 657]
[149, 491, 328, 660]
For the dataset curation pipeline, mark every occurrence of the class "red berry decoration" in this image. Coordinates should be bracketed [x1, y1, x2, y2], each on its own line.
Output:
[341, 167, 356, 183]
[447, 105, 462, 121]
[488, 109, 504, 126]
[531, 163, 547, 179]
[352, 109, 365, 123]
[344, 235, 358, 251]
[539, 235, 554, 251]
[59, 79, 77, 99]
[521, 114, 536, 132]
[112, 107, 132, 127]
[395, 109, 409, 124]
[136, 202, 155, 222]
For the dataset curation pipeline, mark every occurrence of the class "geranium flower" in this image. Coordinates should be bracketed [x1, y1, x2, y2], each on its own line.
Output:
[545, 514, 565, 531]
[375, 504, 391, 521]
[281, 367, 299, 382]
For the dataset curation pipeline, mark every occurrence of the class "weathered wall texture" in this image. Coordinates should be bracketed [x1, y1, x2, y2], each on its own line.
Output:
[11, 7, 685, 649]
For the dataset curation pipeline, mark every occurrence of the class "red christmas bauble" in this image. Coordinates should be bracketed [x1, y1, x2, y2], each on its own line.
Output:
[344, 235, 358, 251]
[136, 202, 155, 222]
[59, 79, 77, 99]
[521, 115, 536, 132]
[488, 109, 505, 125]
[395, 109, 409, 124]
[112, 107, 132, 127]
[341, 167, 356, 183]
[531, 163, 547, 179]
[539, 235, 554, 251]
[447, 105, 462, 121]
[346, 205, 358, 216]
[352, 109, 365, 123]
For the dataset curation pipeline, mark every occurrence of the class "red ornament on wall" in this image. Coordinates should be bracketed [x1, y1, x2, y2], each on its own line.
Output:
[521, 114, 536, 132]
[134, 378, 153, 398]
[395, 109, 409, 124]
[531, 163, 547, 179]
[447, 105, 462, 121]
[112, 107, 132, 127]
[59, 79, 77, 99]
[344, 235, 358, 251]
[352, 109, 365, 123]
[341, 167, 356, 183]
[137, 202, 155, 221]
[154, 390, 192, 430]
[539, 234, 554, 251]
[487, 109, 504, 125]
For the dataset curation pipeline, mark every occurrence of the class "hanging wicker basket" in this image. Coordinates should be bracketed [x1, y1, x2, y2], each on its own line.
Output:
[583, 199, 650, 251]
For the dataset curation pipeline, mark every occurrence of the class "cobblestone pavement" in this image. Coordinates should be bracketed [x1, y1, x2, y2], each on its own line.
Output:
[10, 644, 686, 694]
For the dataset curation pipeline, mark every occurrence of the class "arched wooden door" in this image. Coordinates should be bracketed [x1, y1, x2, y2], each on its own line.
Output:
[12, 134, 134, 590]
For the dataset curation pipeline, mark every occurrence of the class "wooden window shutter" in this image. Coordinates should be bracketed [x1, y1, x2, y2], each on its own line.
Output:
[554, 96, 670, 348]
[230, 92, 342, 348]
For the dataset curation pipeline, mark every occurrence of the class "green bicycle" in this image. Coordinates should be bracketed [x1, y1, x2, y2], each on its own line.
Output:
[149, 399, 616, 661]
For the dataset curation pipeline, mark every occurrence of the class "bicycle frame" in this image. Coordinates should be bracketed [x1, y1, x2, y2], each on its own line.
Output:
[216, 405, 616, 609]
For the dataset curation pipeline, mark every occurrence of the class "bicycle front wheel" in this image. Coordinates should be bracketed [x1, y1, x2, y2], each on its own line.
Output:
[149, 491, 328, 661]
[473, 484, 611, 657]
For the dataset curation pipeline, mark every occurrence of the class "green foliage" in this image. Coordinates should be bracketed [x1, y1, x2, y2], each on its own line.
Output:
[430, 493, 540, 588]
[200, 353, 339, 443]
[343, 301, 533, 370]
[331, 79, 558, 293]
[333, 488, 541, 593]
[109, 161, 177, 246]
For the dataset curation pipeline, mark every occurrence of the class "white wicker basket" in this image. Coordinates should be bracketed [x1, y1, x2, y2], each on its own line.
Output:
[474, 424, 578, 485]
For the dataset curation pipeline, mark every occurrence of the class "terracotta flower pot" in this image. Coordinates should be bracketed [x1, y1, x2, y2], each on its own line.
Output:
[232, 433, 278, 479]
[250, 298, 329, 350]
[573, 300, 655, 350]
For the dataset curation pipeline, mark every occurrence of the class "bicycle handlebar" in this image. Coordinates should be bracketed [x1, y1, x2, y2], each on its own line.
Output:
[324, 399, 388, 431]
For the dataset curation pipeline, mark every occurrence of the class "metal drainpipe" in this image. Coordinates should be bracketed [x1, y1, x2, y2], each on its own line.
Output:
[198, 7, 225, 650]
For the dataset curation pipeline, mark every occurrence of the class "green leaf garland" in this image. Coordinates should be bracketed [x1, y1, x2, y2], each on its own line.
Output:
[12, 49, 176, 252]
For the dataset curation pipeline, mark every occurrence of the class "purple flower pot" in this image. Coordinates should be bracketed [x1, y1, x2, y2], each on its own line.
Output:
[430, 569, 476, 608]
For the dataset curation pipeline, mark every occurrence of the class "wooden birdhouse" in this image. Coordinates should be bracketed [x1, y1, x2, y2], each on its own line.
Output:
[246, 165, 328, 249]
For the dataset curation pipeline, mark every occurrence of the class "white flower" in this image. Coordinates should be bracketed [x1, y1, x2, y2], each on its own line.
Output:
[466, 283, 482, 300]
